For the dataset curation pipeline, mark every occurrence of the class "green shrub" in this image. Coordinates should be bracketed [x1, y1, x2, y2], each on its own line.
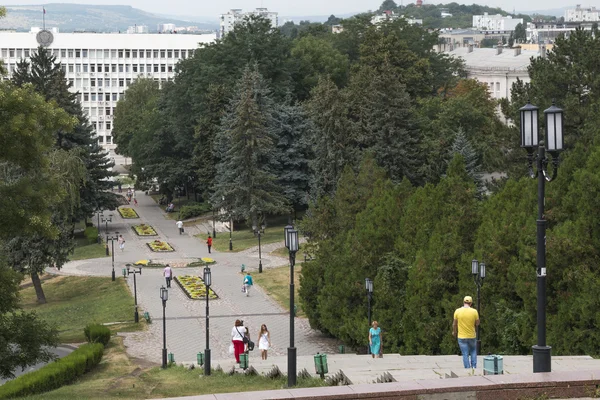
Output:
[0, 343, 104, 399]
[84, 226, 99, 244]
[179, 202, 211, 220]
[84, 323, 111, 346]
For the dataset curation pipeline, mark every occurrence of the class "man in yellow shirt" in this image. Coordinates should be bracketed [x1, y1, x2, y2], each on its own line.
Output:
[453, 296, 480, 370]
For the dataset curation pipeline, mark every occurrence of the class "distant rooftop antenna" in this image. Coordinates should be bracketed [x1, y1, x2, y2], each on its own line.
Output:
[42, 6, 46, 30]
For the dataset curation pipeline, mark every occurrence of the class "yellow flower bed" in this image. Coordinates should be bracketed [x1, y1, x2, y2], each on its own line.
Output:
[147, 240, 174, 252]
[118, 207, 139, 219]
[135, 260, 150, 265]
[175, 275, 218, 300]
[201, 257, 216, 264]
[133, 224, 157, 236]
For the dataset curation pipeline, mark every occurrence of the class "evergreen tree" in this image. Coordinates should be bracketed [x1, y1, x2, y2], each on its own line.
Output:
[211, 66, 288, 223]
[450, 128, 485, 195]
[514, 23, 526, 43]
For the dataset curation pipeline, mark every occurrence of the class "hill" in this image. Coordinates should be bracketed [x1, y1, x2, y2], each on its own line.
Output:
[0, 3, 218, 32]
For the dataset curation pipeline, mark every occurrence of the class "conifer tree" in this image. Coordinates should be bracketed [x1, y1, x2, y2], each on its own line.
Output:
[451, 127, 485, 195]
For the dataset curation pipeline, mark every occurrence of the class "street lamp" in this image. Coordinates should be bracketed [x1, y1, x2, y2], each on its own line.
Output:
[519, 100, 564, 373]
[100, 214, 113, 255]
[160, 286, 168, 369]
[203, 266, 212, 376]
[106, 231, 119, 281]
[365, 278, 373, 354]
[229, 220, 233, 251]
[124, 264, 142, 323]
[471, 259, 485, 354]
[95, 209, 103, 244]
[285, 226, 299, 387]
[253, 223, 266, 273]
[212, 208, 217, 238]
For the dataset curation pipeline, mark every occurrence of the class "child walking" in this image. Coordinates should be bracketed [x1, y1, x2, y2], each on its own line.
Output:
[258, 324, 271, 360]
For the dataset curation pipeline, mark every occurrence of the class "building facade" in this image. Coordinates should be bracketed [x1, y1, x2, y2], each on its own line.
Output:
[219, 8, 278, 38]
[565, 5, 599, 22]
[0, 30, 215, 152]
[472, 13, 523, 31]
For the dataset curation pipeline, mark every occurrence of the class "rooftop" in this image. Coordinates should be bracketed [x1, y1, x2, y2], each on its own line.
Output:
[447, 46, 539, 71]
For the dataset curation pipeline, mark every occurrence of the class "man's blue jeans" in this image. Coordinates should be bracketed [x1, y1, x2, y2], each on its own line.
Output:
[458, 338, 477, 368]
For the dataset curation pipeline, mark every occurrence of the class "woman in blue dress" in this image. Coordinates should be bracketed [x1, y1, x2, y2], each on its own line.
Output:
[369, 321, 381, 358]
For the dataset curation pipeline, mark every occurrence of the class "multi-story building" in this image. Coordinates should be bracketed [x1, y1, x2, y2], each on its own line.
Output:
[219, 8, 278, 38]
[370, 11, 423, 25]
[127, 25, 149, 34]
[565, 5, 599, 22]
[0, 30, 215, 153]
[472, 13, 523, 31]
[157, 23, 177, 33]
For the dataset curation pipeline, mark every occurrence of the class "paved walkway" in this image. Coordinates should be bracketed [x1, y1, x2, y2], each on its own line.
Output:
[54, 191, 338, 365]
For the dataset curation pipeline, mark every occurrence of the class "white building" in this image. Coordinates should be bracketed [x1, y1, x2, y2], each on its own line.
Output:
[126, 25, 149, 34]
[157, 23, 177, 33]
[219, 8, 278, 38]
[370, 11, 423, 25]
[0, 31, 215, 151]
[472, 13, 523, 31]
[445, 45, 537, 100]
[565, 5, 599, 22]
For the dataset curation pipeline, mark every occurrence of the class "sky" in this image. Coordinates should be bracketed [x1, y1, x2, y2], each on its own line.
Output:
[5, 0, 600, 18]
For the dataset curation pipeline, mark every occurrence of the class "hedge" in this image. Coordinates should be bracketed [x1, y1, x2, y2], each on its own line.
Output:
[83, 226, 99, 244]
[0, 343, 104, 399]
[84, 323, 111, 346]
[179, 202, 211, 220]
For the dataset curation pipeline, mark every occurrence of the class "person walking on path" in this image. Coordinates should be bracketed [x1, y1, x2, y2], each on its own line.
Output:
[163, 264, 173, 288]
[118, 234, 125, 251]
[453, 295, 480, 371]
[231, 319, 247, 364]
[176, 220, 184, 235]
[258, 324, 271, 360]
[243, 272, 253, 297]
[206, 235, 213, 253]
[369, 321, 382, 358]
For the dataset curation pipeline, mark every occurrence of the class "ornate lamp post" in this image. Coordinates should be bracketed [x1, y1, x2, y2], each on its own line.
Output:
[253, 223, 266, 273]
[203, 266, 212, 376]
[212, 208, 217, 238]
[124, 264, 142, 323]
[100, 214, 113, 255]
[106, 231, 119, 281]
[519, 101, 565, 373]
[95, 209, 103, 244]
[365, 278, 373, 354]
[471, 259, 485, 354]
[160, 286, 168, 368]
[284, 224, 299, 387]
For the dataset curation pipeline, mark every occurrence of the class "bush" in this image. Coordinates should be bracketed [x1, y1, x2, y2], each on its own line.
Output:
[84, 226, 99, 244]
[0, 343, 104, 399]
[84, 324, 111, 346]
[179, 202, 211, 220]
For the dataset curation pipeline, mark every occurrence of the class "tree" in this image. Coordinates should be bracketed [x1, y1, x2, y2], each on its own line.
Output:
[378, 0, 398, 12]
[324, 14, 341, 26]
[508, 31, 515, 47]
[514, 23, 526, 43]
[211, 67, 288, 223]
[450, 128, 484, 196]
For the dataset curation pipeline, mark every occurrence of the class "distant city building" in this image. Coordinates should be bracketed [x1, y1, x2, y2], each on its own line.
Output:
[126, 25, 148, 34]
[441, 12, 453, 18]
[331, 24, 344, 34]
[472, 13, 523, 31]
[370, 11, 422, 25]
[219, 8, 278, 38]
[565, 5, 599, 22]
[526, 21, 594, 43]
[0, 31, 215, 153]
[157, 23, 176, 33]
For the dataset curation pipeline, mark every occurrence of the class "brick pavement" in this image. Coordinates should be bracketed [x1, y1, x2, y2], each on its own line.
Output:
[55, 191, 339, 365]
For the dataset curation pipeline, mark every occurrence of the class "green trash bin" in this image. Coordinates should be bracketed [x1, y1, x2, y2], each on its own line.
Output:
[314, 353, 328, 379]
[483, 355, 503, 375]
[239, 353, 249, 370]
[168, 352, 175, 364]
[338, 345, 345, 354]
[197, 352, 204, 366]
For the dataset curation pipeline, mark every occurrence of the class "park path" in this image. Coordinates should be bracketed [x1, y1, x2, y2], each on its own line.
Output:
[54, 191, 338, 365]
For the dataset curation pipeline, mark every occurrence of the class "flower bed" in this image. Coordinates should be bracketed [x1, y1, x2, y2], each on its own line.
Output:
[175, 275, 218, 300]
[132, 224, 158, 236]
[134, 259, 166, 268]
[118, 207, 139, 219]
[147, 240, 174, 252]
[201, 257, 216, 265]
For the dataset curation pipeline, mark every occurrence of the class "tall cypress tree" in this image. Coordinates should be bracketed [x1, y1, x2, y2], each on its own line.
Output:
[211, 66, 288, 223]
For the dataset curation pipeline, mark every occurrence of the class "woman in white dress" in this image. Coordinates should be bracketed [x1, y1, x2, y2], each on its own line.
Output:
[258, 324, 271, 360]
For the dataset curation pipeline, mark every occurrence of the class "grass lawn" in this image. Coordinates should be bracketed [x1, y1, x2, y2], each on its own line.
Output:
[150, 195, 209, 221]
[270, 246, 309, 261]
[20, 275, 145, 343]
[69, 236, 108, 261]
[197, 224, 298, 253]
[22, 337, 325, 399]
[257, 265, 304, 317]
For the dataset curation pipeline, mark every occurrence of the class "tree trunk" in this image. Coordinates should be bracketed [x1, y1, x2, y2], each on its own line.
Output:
[31, 272, 47, 304]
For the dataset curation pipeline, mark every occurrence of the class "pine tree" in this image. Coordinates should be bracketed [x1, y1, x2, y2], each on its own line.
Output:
[450, 127, 485, 196]
[211, 66, 288, 223]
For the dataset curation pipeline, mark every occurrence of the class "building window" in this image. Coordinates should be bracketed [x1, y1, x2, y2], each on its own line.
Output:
[117, 50, 123, 58]
[146, 64, 151, 72]
[112, 93, 118, 101]
[111, 79, 117, 86]
[76, 50, 81, 58]
[68, 78, 74, 86]
[133, 65, 138, 72]
[119, 79, 124, 87]
[168, 65, 173, 73]
[161, 65, 165, 72]
[111, 64, 117, 72]
[76, 93, 81, 103]
[83, 49, 88, 57]
[9, 49, 15, 57]
[132, 50, 137, 58]
[83, 64, 89, 72]
[126, 78, 131, 86]
[106, 121, 111, 130]
[146, 50, 151, 58]
[97, 64, 103, 72]
[174, 50, 179, 58]
[140, 65, 145, 72]
[76, 64, 81, 72]
[139, 49, 144, 57]
[167, 50, 172, 58]
[68, 65, 74, 73]
[90, 49, 96, 58]
[111, 50, 116, 58]
[84, 93, 89, 101]
[104, 64, 109, 72]
[105, 79, 110, 87]
[16, 49, 22, 58]
[90, 65, 95, 72]
[125, 65, 130, 72]
[61, 49, 66, 57]
[68, 50, 74, 57]
[76, 79, 82, 88]
[119, 64, 123, 72]
[154, 64, 159, 72]
[1, 49, 7, 58]
[93, 122, 97, 131]
[105, 93, 110, 101]
[61, 65, 67, 73]
[91, 93, 97, 101]
[106, 136, 112, 144]
[91, 108, 97, 116]
[181, 50, 186, 59]
[106, 108, 111, 115]
[24, 49, 30, 57]
[153, 50, 158, 58]
[125, 50, 130, 58]
[98, 121, 104, 129]
[91, 80, 96, 87]
[160, 50, 165, 58]
[98, 136, 104, 144]
[97, 79, 103, 87]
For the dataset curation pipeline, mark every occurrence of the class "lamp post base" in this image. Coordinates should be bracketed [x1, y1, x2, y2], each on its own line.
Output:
[105, 246, 110, 256]
[259, 261, 263, 273]
[287, 347, 297, 387]
[112, 269, 115, 281]
[162, 348, 167, 369]
[204, 349, 211, 376]
[532, 345, 551, 373]
[229, 240, 233, 251]
[134, 309, 139, 323]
